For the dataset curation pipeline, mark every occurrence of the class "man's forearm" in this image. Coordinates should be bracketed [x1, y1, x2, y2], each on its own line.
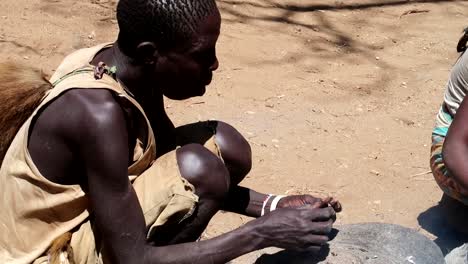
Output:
[443, 140, 468, 190]
[222, 186, 269, 217]
[442, 97, 468, 192]
[144, 219, 264, 264]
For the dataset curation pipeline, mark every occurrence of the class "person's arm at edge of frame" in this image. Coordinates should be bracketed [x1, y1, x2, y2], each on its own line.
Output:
[443, 96, 468, 191]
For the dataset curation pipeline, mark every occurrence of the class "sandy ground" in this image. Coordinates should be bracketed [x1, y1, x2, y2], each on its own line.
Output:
[1, 0, 468, 261]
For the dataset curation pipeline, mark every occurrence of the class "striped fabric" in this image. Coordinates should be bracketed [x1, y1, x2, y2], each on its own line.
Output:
[433, 105, 453, 137]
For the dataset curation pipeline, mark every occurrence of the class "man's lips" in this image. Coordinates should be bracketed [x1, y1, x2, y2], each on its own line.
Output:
[204, 72, 213, 85]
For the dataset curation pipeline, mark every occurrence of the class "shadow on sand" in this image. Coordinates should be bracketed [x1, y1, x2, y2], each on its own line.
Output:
[418, 194, 468, 255]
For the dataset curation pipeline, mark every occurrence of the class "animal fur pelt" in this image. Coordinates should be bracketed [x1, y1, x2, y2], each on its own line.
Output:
[47, 232, 75, 264]
[0, 62, 52, 164]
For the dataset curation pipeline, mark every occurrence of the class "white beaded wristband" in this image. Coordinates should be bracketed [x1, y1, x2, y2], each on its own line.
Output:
[261, 194, 273, 216]
[270, 195, 287, 212]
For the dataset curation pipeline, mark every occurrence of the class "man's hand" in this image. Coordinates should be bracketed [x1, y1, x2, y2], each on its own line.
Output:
[255, 205, 336, 251]
[277, 195, 342, 213]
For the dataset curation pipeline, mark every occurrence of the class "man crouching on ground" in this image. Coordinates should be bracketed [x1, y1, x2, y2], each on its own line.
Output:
[0, 0, 341, 263]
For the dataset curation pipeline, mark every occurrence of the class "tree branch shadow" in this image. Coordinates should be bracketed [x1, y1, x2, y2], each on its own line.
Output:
[217, 0, 463, 95]
[219, 0, 466, 13]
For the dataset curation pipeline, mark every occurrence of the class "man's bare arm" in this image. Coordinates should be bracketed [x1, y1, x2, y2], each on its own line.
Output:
[443, 97, 468, 190]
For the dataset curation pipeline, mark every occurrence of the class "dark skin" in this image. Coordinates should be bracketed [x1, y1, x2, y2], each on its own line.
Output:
[443, 96, 468, 192]
[28, 9, 341, 264]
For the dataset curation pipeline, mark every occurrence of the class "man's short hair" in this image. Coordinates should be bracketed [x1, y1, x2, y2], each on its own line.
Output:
[117, 0, 218, 56]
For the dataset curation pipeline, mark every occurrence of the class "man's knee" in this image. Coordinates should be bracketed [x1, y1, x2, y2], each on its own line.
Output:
[176, 144, 230, 199]
[214, 121, 252, 184]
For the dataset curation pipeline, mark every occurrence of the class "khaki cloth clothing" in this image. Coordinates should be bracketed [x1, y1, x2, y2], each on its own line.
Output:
[0, 44, 219, 263]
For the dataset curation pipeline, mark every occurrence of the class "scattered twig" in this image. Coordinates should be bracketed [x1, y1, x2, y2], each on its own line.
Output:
[399, 9, 429, 19]
[99, 16, 117, 24]
[413, 177, 433, 181]
[188, 101, 205, 108]
[410, 170, 432, 178]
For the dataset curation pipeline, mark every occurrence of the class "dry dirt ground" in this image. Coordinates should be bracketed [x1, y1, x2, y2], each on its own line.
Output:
[1, 0, 468, 261]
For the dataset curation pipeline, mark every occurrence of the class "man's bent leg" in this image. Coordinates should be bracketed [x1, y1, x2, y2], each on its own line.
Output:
[176, 120, 252, 185]
[149, 144, 230, 245]
[176, 121, 270, 218]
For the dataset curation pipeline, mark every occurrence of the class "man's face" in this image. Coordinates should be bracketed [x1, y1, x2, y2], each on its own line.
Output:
[155, 11, 221, 100]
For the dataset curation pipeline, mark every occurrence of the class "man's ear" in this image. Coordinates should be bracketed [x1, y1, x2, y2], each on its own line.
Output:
[135, 42, 159, 65]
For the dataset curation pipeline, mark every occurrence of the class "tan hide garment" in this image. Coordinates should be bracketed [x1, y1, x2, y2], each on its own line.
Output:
[0, 43, 156, 264]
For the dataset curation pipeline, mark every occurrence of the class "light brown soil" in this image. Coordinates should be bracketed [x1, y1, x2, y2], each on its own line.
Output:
[2, 0, 468, 261]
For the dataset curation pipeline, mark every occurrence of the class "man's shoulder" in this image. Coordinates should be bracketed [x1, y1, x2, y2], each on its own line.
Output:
[39, 88, 126, 139]
[61, 88, 120, 111]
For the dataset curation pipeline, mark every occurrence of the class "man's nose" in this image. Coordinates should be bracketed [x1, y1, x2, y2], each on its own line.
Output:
[210, 57, 219, 71]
